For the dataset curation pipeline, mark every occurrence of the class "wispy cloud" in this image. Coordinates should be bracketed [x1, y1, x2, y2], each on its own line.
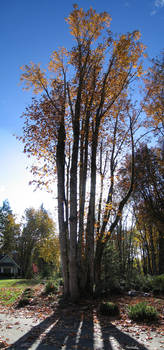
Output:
[151, 0, 164, 15]
[155, 0, 164, 7]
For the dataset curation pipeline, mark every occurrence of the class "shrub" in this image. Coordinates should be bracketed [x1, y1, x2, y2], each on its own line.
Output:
[99, 301, 120, 316]
[16, 288, 35, 308]
[44, 280, 58, 294]
[22, 288, 35, 298]
[129, 274, 153, 292]
[152, 275, 164, 295]
[128, 302, 159, 322]
[17, 297, 30, 307]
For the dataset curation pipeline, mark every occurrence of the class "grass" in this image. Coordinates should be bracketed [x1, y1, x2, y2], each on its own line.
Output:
[0, 279, 41, 306]
[0, 279, 40, 288]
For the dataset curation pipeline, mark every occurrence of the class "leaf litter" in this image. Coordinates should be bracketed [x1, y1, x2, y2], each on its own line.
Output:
[0, 285, 163, 349]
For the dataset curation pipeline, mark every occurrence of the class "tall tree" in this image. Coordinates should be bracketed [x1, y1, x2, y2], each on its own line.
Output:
[19, 5, 150, 300]
[18, 205, 55, 277]
[143, 50, 164, 160]
[134, 145, 164, 274]
[120, 144, 164, 274]
[0, 200, 20, 255]
[134, 207, 159, 275]
[143, 52, 164, 273]
[144, 51, 164, 130]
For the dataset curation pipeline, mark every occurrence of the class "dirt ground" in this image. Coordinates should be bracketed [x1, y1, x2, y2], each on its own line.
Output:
[0, 289, 164, 349]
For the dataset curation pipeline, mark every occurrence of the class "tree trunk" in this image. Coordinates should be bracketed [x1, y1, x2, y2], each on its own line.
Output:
[94, 240, 105, 294]
[57, 122, 69, 297]
[77, 114, 90, 291]
[149, 226, 157, 275]
[158, 228, 164, 274]
[85, 128, 98, 295]
[69, 90, 82, 301]
[146, 242, 152, 275]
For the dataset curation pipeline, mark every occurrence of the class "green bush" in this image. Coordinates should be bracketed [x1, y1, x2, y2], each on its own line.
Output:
[99, 301, 120, 316]
[128, 274, 164, 294]
[16, 288, 35, 308]
[128, 302, 159, 322]
[44, 280, 58, 294]
[129, 274, 153, 292]
[101, 243, 121, 292]
[22, 288, 35, 298]
[17, 297, 30, 307]
[152, 275, 164, 295]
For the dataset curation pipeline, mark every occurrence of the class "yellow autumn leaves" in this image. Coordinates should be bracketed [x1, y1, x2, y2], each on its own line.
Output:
[66, 5, 111, 43]
[20, 62, 48, 94]
[37, 233, 60, 271]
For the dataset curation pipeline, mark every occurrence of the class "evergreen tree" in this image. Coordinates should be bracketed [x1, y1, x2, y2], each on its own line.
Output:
[0, 200, 20, 255]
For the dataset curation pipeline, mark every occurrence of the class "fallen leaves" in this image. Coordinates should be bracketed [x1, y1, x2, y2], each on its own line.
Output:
[0, 289, 164, 349]
[0, 340, 9, 349]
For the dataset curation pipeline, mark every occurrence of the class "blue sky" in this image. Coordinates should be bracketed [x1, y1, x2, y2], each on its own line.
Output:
[0, 0, 164, 221]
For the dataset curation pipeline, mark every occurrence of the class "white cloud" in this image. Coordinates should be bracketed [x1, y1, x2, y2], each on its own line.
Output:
[0, 185, 5, 194]
[155, 0, 164, 7]
[151, 0, 164, 15]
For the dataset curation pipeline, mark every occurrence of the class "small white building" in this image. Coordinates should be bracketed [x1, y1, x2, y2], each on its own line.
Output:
[0, 255, 20, 277]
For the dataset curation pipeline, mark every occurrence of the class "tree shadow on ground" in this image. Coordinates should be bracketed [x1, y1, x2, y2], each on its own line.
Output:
[97, 313, 148, 350]
[7, 302, 149, 350]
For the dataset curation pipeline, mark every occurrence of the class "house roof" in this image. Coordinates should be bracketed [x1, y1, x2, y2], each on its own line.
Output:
[0, 255, 5, 260]
[0, 255, 20, 269]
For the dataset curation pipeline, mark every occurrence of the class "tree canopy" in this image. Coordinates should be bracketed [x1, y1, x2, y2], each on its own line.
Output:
[18, 205, 57, 277]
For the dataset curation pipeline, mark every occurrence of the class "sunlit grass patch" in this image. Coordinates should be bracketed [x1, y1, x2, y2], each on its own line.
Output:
[0, 279, 23, 288]
[0, 279, 41, 306]
[0, 287, 23, 305]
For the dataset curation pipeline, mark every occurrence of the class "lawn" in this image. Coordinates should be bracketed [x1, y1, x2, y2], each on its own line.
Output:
[0, 279, 41, 306]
